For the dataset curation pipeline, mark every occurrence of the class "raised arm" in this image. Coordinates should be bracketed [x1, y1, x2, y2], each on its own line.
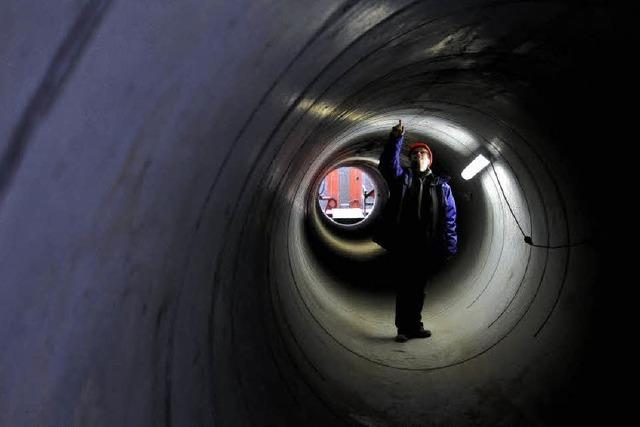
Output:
[378, 120, 405, 182]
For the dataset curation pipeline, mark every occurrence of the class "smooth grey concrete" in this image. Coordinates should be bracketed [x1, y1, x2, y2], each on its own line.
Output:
[1, 1, 625, 426]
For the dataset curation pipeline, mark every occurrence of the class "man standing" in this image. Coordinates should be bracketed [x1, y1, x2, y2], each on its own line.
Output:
[373, 120, 458, 343]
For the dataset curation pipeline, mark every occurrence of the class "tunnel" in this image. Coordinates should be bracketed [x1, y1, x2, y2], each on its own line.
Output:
[1, 1, 626, 426]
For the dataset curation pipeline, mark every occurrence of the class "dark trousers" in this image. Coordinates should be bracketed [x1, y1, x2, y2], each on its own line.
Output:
[392, 250, 443, 333]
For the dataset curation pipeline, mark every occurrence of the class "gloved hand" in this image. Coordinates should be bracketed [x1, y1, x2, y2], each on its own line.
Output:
[390, 119, 404, 139]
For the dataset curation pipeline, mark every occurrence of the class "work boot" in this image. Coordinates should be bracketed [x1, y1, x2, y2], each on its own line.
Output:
[394, 333, 409, 343]
[409, 325, 431, 338]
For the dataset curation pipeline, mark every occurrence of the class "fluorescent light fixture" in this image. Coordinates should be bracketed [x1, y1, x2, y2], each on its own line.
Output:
[461, 154, 490, 180]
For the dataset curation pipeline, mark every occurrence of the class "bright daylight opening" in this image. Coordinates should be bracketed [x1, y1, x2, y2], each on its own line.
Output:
[317, 166, 377, 225]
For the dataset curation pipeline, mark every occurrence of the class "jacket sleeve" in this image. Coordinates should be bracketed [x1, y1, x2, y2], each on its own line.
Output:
[378, 134, 404, 182]
[442, 182, 458, 255]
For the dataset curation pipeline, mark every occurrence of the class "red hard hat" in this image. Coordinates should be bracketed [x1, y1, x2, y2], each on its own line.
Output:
[409, 141, 433, 166]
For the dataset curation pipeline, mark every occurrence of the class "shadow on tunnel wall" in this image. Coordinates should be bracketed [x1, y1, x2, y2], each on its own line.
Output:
[516, 7, 629, 424]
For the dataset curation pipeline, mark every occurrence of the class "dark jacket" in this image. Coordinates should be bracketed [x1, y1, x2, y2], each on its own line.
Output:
[372, 134, 458, 255]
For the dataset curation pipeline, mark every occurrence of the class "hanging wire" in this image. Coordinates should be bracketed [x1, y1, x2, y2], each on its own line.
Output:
[488, 161, 591, 249]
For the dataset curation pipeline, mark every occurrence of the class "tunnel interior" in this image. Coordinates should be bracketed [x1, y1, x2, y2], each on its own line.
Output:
[1, 1, 627, 426]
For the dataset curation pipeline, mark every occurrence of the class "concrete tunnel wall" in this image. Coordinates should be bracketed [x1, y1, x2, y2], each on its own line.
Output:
[0, 1, 626, 426]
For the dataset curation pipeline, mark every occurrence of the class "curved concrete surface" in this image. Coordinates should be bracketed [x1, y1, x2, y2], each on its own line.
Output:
[1, 1, 625, 426]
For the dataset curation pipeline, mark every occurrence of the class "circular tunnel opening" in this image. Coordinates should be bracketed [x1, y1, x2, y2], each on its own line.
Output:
[317, 166, 378, 226]
[258, 104, 595, 424]
[285, 113, 539, 365]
